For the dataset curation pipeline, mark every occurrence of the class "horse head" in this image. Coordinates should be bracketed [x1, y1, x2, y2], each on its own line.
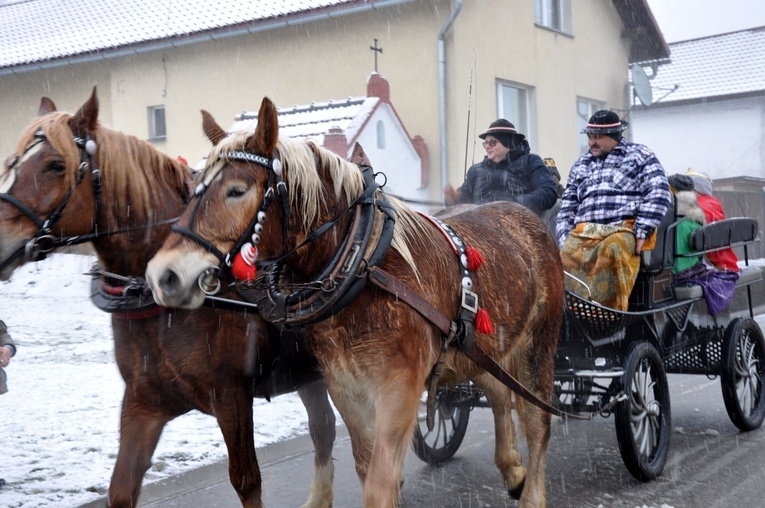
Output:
[147, 96, 365, 310]
[0, 87, 192, 280]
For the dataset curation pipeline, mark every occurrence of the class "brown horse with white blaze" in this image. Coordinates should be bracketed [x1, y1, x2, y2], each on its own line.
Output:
[0, 89, 336, 508]
[146, 97, 564, 507]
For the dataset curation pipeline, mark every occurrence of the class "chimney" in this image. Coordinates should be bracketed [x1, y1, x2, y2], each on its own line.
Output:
[323, 127, 347, 157]
[367, 72, 390, 103]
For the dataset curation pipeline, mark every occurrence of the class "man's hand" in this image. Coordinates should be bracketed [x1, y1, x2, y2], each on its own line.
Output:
[0, 345, 12, 368]
[635, 237, 645, 255]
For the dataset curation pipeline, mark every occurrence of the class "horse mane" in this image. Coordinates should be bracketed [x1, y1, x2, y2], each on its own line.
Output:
[206, 132, 422, 276]
[11, 112, 190, 225]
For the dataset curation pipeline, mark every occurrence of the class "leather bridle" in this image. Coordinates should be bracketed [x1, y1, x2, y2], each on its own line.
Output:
[0, 128, 102, 271]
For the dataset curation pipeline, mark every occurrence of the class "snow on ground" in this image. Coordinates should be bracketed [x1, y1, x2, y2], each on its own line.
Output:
[0, 253, 319, 508]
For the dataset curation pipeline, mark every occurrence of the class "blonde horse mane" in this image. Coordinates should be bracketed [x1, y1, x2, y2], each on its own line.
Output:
[206, 132, 424, 276]
[7, 112, 190, 226]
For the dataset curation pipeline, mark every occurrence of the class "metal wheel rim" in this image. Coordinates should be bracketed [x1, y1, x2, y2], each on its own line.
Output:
[629, 357, 662, 459]
[733, 328, 763, 417]
[418, 403, 465, 450]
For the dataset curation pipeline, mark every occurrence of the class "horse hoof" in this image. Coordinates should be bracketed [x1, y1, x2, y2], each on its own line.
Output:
[507, 477, 525, 500]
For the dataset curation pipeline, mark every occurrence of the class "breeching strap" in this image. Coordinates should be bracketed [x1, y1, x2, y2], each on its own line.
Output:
[367, 266, 595, 421]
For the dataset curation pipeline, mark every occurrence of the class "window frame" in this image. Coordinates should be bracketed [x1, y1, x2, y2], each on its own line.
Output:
[147, 105, 167, 142]
[576, 98, 605, 155]
[496, 80, 536, 150]
[534, 0, 572, 35]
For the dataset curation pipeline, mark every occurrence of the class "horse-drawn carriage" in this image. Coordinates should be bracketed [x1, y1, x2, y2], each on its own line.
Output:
[413, 207, 765, 481]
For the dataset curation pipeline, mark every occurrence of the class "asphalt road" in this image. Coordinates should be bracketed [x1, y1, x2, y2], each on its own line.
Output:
[80, 373, 765, 508]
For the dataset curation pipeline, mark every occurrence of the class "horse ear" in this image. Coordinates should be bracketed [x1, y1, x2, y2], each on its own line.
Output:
[72, 86, 99, 133]
[252, 97, 279, 154]
[38, 97, 57, 116]
[201, 110, 227, 146]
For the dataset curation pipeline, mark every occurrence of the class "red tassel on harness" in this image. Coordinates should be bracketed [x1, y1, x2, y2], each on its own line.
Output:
[475, 307, 494, 334]
[231, 243, 257, 281]
[466, 246, 485, 271]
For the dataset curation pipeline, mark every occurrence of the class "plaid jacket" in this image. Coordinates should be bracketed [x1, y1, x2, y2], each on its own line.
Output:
[555, 140, 671, 247]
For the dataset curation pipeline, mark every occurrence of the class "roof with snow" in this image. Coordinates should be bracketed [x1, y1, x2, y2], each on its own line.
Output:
[230, 96, 379, 145]
[642, 26, 765, 105]
[0, 0, 411, 72]
[1, 0, 666, 74]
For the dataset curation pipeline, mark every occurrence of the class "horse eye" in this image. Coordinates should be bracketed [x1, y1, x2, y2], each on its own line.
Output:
[226, 185, 248, 198]
[48, 161, 66, 174]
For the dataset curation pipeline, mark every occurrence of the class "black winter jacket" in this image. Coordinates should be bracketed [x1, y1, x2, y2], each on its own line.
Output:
[456, 144, 558, 216]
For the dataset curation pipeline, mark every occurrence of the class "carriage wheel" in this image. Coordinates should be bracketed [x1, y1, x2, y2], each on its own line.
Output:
[411, 387, 472, 465]
[614, 341, 671, 481]
[721, 317, 765, 431]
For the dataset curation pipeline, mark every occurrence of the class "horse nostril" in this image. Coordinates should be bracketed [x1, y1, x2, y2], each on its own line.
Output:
[159, 269, 180, 294]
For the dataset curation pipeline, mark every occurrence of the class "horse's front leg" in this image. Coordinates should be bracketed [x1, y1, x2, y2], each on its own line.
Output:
[298, 379, 336, 508]
[362, 375, 423, 508]
[213, 387, 262, 508]
[108, 388, 170, 508]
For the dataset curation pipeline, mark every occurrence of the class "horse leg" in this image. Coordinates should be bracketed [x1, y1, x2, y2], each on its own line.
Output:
[297, 379, 336, 508]
[477, 376, 528, 499]
[108, 389, 170, 508]
[515, 347, 554, 508]
[362, 376, 423, 508]
[214, 388, 263, 508]
[322, 376, 375, 486]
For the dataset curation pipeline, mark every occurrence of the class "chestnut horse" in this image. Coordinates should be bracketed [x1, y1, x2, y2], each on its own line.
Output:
[0, 90, 336, 508]
[146, 97, 564, 507]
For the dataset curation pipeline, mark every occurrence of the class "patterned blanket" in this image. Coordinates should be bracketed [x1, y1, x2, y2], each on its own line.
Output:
[561, 221, 656, 311]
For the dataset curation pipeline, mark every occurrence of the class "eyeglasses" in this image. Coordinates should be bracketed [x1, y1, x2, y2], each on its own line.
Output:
[482, 139, 498, 148]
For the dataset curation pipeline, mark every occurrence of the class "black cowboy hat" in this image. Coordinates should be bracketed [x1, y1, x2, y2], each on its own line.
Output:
[479, 119, 526, 145]
[580, 110, 629, 135]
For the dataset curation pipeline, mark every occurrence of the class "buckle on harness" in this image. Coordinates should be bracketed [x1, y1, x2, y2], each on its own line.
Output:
[461, 288, 478, 313]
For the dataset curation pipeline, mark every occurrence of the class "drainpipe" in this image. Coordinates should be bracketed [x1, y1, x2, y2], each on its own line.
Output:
[438, 0, 463, 191]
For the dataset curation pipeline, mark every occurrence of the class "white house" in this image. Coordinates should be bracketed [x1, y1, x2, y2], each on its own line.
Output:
[229, 73, 432, 211]
[630, 27, 765, 180]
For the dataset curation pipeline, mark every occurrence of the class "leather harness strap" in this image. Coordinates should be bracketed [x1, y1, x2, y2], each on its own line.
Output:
[368, 265, 594, 420]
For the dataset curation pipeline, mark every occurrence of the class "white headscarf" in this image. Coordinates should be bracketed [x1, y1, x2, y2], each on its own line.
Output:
[686, 169, 713, 196]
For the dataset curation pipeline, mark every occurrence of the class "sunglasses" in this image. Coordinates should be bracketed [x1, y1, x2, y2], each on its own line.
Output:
[482, 139, 499, 148]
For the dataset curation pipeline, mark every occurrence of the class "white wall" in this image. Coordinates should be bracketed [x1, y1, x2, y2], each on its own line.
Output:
[631, 95, 765, 179]
[354, 104, 429, 212]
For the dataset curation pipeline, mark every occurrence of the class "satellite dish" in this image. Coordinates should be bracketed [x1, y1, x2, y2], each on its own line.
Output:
[631, 64, 653, 106]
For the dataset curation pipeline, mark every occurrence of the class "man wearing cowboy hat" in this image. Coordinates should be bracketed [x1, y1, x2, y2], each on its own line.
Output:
[555, 110, 670, 310]
[444, 119, 558, 216]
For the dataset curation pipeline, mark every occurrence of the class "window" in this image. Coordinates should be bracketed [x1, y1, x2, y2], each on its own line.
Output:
[576, 99, 604, 155]
[496, 81, 534, 148]
[376, 120, 386, 149]
[148, 105, 166, 141]
[535, 0, 572, 33]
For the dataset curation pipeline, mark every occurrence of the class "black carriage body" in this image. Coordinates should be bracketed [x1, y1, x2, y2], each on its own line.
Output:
[556, 213, 765, 377]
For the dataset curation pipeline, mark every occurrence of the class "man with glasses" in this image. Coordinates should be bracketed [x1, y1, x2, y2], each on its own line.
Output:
[444, 119, 558, 216]
[555, 110, 670, 310]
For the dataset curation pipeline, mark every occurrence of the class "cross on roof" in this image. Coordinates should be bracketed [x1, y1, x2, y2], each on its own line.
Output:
[370, 38, 382, 72]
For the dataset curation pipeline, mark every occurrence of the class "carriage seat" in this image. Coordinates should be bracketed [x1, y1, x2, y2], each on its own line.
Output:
[639, 196, 677, 274]
[674, 265, 763, 300]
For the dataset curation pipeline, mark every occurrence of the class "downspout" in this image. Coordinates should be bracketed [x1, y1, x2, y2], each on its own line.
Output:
[438, 0, 463, 191]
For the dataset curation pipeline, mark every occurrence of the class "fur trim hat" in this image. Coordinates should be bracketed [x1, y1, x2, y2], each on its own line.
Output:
[479, 119, 525, 148]
[668, 174, 694, 193]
